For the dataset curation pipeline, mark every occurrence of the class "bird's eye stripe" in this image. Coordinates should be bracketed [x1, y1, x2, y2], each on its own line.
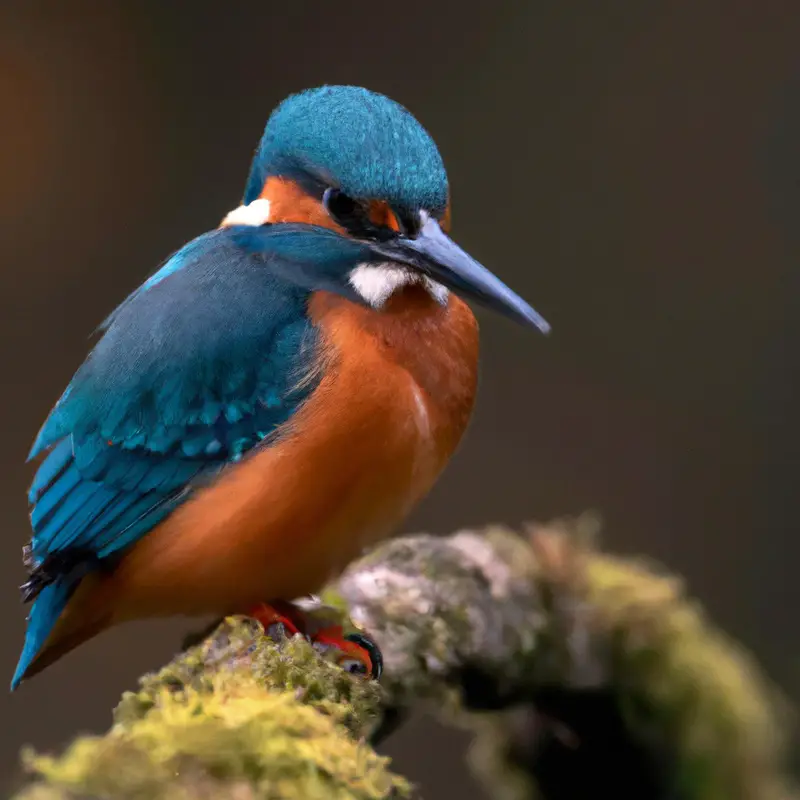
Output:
[323, 189, 403, 242]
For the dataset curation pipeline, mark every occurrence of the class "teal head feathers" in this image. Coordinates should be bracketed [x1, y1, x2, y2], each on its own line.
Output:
[243, 85, 448, 216]
[236, 85, 549, 332]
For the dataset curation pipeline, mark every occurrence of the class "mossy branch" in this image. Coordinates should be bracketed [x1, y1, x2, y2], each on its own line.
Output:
[13, 517, 797, 800]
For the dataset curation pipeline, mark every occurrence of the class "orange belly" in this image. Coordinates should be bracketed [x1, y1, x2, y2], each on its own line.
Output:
[101, 285, 480, 621]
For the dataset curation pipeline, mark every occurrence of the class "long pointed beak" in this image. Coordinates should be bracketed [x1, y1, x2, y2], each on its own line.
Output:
[369, 215, 550, 333]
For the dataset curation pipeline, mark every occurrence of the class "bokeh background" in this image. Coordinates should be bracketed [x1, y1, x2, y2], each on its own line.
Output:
[2, 1, 800, 796]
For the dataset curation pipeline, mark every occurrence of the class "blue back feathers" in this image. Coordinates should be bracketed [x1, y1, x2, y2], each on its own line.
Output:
[243, 86, 449, 215]
[30, 228, 322, 465]
[13, 226, 338, 688]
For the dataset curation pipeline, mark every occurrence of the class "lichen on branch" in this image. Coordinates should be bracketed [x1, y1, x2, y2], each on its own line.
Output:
[13, 517, 797, 800]
[332, 517, 796, 800]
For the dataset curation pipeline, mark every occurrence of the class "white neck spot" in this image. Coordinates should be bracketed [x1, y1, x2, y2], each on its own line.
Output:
[349, 263, 449, 308]
[220, 198, 271, 228]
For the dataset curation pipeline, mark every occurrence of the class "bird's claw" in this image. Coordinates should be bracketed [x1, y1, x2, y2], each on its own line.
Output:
[311, 626, 383, 681]
[247, 601, 304, 642]
[244, 599, 383, 681]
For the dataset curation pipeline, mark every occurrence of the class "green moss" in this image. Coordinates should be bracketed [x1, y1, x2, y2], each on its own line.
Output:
[588, 550, 792, 800]
[318, 587, 351, 616]
[20, 618, 409, 800]
[23, 689, 407, 800]
[470, 525, 795, 800]
[115, 617, 383, 740]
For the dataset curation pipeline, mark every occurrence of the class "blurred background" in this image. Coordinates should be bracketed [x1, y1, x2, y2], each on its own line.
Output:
[2, 1, 800, 796]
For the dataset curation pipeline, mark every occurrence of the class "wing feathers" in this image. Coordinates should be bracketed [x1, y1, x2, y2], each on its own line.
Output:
[28, 438, 73, 504]
[22, 227, 322, 600]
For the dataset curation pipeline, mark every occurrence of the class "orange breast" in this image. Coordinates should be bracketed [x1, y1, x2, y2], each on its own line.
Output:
[106, 287, 479, 621]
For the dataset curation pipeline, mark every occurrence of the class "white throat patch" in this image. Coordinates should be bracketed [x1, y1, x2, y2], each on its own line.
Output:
[220, 198, 272, 228]
[349, 263, 449, 309]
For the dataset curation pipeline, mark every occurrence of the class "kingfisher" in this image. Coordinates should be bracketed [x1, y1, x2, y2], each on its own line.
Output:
[12, 85, 549, 690]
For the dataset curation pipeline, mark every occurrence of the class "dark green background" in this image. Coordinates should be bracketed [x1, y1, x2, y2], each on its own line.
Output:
[2, 2, 799, 796]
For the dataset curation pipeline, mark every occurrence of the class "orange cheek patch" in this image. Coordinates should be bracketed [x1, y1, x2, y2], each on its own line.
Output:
[440, 200, 452, 233]
[258, 176, 346, 234]
[366, 200, 401, 232]
[256, 176, 449, 237]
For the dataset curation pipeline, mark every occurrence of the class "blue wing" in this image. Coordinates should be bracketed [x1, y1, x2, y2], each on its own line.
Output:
[22, 225, 323, 605]
[12, 222, 377, 688]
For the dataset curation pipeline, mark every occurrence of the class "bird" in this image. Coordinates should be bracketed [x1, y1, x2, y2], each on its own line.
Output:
[12, 85, 550, 690]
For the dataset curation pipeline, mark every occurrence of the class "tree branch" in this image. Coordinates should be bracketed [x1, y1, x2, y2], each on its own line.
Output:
[13, 517, 797, 800]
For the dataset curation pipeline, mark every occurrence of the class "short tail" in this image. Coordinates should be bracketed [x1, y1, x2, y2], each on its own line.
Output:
[11, 573, 107, 692]
[12, 576, 79, 690]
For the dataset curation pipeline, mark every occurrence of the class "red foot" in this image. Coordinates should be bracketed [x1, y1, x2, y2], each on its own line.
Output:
[244, 600, 383, 680]
[313, 624, 379, 678]
[246, 600, 303, 638]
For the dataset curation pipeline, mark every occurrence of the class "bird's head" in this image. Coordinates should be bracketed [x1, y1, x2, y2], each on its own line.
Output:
[226, 85, 549, 333]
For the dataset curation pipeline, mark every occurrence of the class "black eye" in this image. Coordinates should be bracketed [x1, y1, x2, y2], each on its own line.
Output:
[323, 188, 362, 227]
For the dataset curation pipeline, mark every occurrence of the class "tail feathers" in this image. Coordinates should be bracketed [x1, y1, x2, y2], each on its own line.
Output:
[11, 576, 78, 691]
